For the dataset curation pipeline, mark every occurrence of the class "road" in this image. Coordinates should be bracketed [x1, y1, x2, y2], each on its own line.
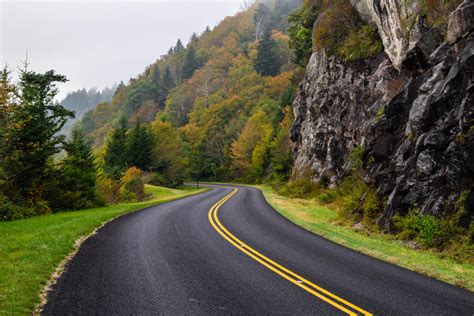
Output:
[42, 184, 474, 315]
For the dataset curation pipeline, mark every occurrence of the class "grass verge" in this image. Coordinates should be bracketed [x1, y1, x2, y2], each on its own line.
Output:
[256, 185, 474, 291]
[0, 184, 207, 314]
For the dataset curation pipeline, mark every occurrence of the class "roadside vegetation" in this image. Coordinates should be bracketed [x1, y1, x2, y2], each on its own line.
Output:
[257, 185, 474, 291]
[0, 184, 206, 314]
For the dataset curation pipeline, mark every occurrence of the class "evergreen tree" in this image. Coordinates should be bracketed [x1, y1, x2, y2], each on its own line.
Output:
[150, 67, 165, 105]
[126, 122, 154, 171]
[2, 68, 73, 204]
[254, 3, 271, 40]
[182, 46, 198, 80]
[190, 32, 199, 43]
[103, 116, 129, 179]
[161, 66, 174, 93]
[174, 39, 184, 53]
[254, 31, 280, 76]
[151, 67, 161, 84]
[114, 81, 125, 96]
[55, 128, 99, 210]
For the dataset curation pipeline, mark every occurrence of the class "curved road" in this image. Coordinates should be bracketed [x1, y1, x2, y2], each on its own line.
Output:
[43, 185, 474, 315]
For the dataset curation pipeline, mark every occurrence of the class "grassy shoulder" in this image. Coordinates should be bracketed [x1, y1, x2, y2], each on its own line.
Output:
[0, 184, 207, 315]
[255, 185, 474, 291]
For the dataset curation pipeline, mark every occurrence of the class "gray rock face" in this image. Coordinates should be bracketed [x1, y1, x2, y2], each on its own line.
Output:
[291, 0, 474, 229]
[349, 0, 421, 69]
[447, 0, 474, 44]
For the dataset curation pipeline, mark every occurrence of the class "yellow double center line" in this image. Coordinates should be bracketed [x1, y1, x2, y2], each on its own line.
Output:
[208, 187, 372, 316]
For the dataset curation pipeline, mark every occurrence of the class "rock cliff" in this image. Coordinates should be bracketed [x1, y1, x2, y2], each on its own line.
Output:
[291, 0, 474, 228]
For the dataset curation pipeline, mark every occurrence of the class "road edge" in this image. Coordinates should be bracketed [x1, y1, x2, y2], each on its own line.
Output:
[34, 187, 210, 315]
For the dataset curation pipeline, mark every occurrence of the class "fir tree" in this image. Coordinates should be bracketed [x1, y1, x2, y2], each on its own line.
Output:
[174, 39, 184, 53]
[161, 66, 174, 93]
[2, 67, 74, 203]
[103, 116, 129, 179]
[254, 30, 280, 76]
[182, 46, 198, 80]
[126, 122, 154, 171]
[56, 128, 99, 210]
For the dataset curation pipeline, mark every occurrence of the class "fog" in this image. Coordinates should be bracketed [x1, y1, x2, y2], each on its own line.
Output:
[0, 0, 242, 99]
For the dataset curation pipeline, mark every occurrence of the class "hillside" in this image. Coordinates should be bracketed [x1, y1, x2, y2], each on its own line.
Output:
[79, 0, 472, 259]
[60, 85, 117, 134]
[81, 0, 300, 182]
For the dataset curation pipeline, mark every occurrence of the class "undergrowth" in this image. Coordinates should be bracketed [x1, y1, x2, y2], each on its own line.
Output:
[273, 146, 473, 264]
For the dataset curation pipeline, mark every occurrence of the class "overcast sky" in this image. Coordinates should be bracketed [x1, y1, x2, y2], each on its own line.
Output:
[0, 0, 242, 99]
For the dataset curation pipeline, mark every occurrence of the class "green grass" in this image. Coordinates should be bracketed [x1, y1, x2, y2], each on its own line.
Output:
[256, 185, 474, 291]
[0, 184, 207, 314]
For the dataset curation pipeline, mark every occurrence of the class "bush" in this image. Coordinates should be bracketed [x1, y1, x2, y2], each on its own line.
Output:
[395, 212, 444, 247]
[120, 167, 145, 202]
[317, 190, 337, 204]
[278, 175, 320, 198]
[312, 0, 360, 55]
[337, 25, 382, 61]
[97, 177, 121, 204]
[312, 0, 382, 61]
[0, 195, 50, 221]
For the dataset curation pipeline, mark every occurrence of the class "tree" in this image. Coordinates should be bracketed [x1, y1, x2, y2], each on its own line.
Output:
[174, 39, 184, 53]
[161, 66, 174, 93]
[255, 31, 280, 76]
[288, 0, 320, 67]
[182, 46, 198, 80]
[150, 120, 187, 186]
[103, 116, 129, 179]
[269, 107, 293, 181]
[254, 2, 271, 40]
[190, 32, 199, 43]
[50, 128, 99, 210]
[126, 122, 154, 171]
[231, 111, 273, 181]
[2, 68, 74, 205]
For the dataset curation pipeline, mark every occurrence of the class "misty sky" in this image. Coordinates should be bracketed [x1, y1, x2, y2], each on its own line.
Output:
[0, 0, 242, 99]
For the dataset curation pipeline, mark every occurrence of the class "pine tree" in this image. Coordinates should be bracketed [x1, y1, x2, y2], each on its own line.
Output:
[126, 122, 154, 171]
[57, 128, 99, 210]
[103, 116, 129, 179]
[182, 46, 198, 80]
[190, 32, 199, 43]
[174, 39, 184, 53]
[2, 68, 74, 204]
[151, 67, 161, 84]
[161, 66, 174, 93]
[254, 30, 280, 76]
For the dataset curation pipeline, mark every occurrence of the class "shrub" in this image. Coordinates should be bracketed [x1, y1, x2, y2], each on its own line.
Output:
[278, 175, 320, 198]
[317, 190, 337, 204]
[337, 25, 382, 61]
[0, 193, 50, 221]
[97, 177, 121, 204]
[395, 212, 444, 247]
[312, 0, 382, 61]
[349, 145, 364, 172]
[120, 167, 145, 202]
[312, 0, 360, 55]
[422, 0, 463, 34]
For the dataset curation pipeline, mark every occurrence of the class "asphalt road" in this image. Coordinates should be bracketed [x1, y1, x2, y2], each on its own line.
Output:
[42, 185, 474, 315]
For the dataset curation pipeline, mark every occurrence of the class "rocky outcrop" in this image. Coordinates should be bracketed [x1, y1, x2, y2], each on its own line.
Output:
[291, 0, 474, 228]
[349, 0, 420, 69]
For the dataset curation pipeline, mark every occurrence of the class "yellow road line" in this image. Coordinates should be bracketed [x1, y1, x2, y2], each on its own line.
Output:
[208, 187, 372, 316]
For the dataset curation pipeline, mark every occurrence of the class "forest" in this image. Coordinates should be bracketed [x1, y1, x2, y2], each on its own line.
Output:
[0, 0, 301, 220]
[0, 0, 470, 264]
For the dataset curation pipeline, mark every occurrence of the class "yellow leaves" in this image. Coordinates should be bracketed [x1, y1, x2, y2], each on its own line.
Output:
[231, 110, 273, 177]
